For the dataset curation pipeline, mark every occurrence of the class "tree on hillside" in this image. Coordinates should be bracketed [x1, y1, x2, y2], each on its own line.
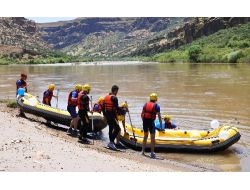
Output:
[188, 45, 202, 63]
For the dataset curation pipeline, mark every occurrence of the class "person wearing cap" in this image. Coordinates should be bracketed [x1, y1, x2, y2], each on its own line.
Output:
[163, 114, 177, 129]
[16, 73, 27, 95]
[42, 84, 57, 106]
[141, 93, 162, 159]
[93, 97, 104, 113]
[67, 84, 82, 136]
[77, 84, 91, 144]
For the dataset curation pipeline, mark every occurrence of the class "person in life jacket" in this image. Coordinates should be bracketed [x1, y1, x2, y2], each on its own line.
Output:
[16, 73, 28, 117]
[103, 85, 120, 150]
[67, 84, 82, 136]
[93, 97, 104, 113]
[16, 73, 27, 95]
[163, 114, 177, 130]
[77, 84, 91, 144]
[141, 93, 162, 159]
[115, 102, 128, 148]
[42, 84, 57, 106]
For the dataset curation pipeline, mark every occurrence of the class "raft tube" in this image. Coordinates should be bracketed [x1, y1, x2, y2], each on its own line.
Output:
[17, 93, 107, 132]
[119, 123, 241, 153]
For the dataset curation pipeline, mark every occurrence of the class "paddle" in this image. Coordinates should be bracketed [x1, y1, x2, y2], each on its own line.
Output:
[125, 101, 137, 143]
[90, 96, 94, 145]
[56, 89, 59, 109]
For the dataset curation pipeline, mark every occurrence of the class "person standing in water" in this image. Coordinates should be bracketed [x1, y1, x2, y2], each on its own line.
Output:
[141, 93, 162, 158]
[16, 73, 28, 95]
[103, 85, 120, 150]
[42, 84, 57, 106]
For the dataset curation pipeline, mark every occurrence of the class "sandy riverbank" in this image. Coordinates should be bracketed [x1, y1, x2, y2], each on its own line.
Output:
[0, 103, 208, 172]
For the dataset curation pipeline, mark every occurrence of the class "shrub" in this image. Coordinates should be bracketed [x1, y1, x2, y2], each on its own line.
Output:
[227, 51, 243, 63]
[188, 45, 202, 63]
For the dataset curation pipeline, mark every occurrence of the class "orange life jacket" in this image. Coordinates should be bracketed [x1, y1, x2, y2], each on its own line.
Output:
[104, 95, 116, 112]
[142, 102, 157, 120]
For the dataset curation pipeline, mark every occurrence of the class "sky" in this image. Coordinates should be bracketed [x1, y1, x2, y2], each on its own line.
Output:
[26, 17, 77, 23]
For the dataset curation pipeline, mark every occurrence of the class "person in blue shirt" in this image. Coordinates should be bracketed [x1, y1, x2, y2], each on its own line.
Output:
[16, 73, 27, 95]
[141, 93, 162, 159]
[163, 114, 177, 129]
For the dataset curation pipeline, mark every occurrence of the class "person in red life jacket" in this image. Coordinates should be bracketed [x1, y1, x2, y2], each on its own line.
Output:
[93, 97, 104, 113]
[67, 84, 82, 136]
[16, 73, 28, 117]
[115, 102, 128, 148]
[77, 84, 91, 144]
[16, 73, 27, 95]
[103, 85, 120, 150]
[42, 84, 57, 106]
[163, 114, 177, 129]
[141, 93, 162, 159]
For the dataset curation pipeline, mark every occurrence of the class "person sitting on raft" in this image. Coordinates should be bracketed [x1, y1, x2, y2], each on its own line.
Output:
[93, 97, 104, 113]
[67, 84, 82, 136]
[42, 84, 58, 106]
[163, 114, 177, 130]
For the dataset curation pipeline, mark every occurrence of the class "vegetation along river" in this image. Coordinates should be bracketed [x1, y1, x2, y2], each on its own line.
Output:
[0, 61, 250, 171]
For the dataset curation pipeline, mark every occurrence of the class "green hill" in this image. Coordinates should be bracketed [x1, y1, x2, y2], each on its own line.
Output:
[147, 23, 250, 63]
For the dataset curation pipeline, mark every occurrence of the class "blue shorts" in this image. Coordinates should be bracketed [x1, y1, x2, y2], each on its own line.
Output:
[67, 106, 77, 118]
[143, 118, 156, 134]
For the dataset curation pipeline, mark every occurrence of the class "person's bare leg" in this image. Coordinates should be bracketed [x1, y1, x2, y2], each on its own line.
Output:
[142, 132, 148, 155]
[73, 116, 79, 130]
[150, 133, 155, 154]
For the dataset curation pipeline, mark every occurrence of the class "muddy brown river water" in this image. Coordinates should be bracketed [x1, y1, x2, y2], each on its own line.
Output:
[0, 61, 250, 171]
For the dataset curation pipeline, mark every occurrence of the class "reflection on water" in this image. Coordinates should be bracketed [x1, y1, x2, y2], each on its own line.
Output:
[0, 62, 250, 171]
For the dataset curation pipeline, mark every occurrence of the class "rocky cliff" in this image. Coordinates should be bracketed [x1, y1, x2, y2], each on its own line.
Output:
[38, 17, 186, 57]
[132, 17, 250, 56]
[0, 17, 51, 58]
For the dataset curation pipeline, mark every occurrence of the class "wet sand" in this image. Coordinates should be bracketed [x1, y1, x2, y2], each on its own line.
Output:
[0, 103, 204, 172]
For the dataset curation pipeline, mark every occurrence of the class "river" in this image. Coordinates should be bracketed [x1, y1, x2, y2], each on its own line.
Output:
[0, 61, 250, 171]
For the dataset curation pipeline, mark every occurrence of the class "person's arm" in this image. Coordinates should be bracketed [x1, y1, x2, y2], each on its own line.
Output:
[141, 104, 146, 120]
[112, 96, 119, 110]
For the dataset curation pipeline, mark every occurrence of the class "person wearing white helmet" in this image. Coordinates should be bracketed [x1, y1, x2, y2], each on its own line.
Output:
[141, 93, 162, 159]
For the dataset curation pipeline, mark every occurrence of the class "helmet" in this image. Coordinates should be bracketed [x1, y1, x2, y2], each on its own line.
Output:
[120, 102, 128, 108]
[98, 97, 104, 103]
[163, 114, 172, 120]
[82, 84, 91, 94]
[75, 84, 82, 91]
[149, 93, 158, 101]
[48, 84, 55, 90]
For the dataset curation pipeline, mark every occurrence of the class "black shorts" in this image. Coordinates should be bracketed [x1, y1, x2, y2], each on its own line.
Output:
[143, 118, 155, 134]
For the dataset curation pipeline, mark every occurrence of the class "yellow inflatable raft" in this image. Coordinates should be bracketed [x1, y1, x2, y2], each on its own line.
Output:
[17, 93, 107, 132]
[119, 123, 241, 152]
